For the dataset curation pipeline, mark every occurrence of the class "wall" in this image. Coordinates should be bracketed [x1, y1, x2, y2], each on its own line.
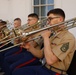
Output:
[0, 0, 10, 21]
[0, 0, 32, 24]
[10, 0, 32, 24]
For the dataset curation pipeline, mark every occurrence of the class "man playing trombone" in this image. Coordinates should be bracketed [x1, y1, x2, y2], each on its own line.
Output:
[12, 8, 76, 75]
[0, 20, 13, 74]
[3, 13, 42, 75]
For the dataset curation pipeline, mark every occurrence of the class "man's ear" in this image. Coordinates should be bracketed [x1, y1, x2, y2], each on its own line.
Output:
[59, 17, 63, 22]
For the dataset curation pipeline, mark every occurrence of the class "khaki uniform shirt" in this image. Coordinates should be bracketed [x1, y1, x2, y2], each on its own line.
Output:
[75, 39, 76, 50]
[46, 30, 76, 73]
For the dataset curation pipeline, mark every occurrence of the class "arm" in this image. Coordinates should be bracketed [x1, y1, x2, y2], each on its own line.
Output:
[22, 40, 43, 59]
[41, 30, 59, 65]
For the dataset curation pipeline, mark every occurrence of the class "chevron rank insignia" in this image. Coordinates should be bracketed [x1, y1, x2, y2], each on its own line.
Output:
[60, 42, 69, 52]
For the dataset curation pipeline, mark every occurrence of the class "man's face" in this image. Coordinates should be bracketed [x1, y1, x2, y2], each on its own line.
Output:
[27, 17, 38, 26]
[14, 20, 21, 28]
[47, 14, 62, 26]
[0, 23, 6, 39]
[0, 23, 3, 29]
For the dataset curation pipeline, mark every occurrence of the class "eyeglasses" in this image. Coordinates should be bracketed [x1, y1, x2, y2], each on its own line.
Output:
[27, 19, 34, 21]
[47, 17, 60, 21]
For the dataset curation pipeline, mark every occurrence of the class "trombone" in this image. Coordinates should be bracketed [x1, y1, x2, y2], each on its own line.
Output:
[0, 17, 76, 52]
[0, 18, 47, 48]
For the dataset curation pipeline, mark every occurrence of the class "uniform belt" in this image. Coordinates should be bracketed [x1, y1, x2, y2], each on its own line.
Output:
[45, 64, 67, 75]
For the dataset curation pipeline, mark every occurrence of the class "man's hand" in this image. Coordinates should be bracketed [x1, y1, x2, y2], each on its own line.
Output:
[41, 30, 51, 39]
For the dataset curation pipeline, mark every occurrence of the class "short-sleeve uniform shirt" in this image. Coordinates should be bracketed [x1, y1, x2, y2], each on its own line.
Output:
[46, 30, 75, 72]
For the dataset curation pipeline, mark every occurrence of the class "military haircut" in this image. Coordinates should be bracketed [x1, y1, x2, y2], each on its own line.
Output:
[0, 21, 7, 25]
[47, 8, 65, 20]
[28, 13, 39, 20]
[14, 18, 21, 21]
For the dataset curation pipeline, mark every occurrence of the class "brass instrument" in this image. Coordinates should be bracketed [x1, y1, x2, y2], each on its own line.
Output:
[0, 18, 47, 47]
[0, 17, 76, 52]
